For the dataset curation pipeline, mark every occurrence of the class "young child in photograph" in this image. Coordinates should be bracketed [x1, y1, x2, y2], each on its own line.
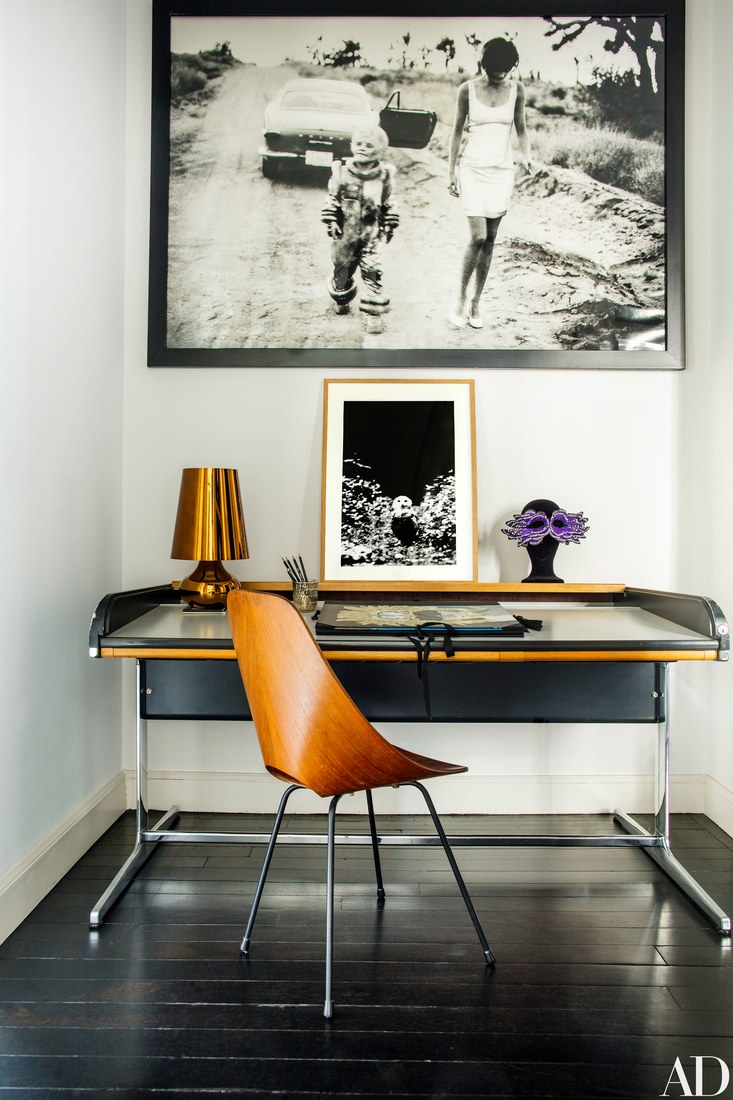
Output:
[321, 126, 399, 335]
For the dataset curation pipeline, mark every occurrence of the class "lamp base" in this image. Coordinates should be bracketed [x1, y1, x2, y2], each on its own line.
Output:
[178, 561, 240, 609]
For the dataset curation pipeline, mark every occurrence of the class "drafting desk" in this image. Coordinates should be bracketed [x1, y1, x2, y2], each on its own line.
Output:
[88, 582, 731, 933]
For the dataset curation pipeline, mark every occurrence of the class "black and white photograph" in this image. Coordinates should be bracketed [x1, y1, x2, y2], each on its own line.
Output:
[148, 0, 684, 370]
[321, 379, 477, 582]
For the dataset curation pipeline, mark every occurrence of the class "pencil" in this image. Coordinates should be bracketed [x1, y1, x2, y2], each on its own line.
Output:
[282, 557, 298, 583]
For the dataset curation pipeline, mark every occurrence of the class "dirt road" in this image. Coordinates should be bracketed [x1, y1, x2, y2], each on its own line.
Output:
[167, 64, 665, 353]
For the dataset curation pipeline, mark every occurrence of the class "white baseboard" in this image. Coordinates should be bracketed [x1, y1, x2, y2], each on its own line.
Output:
[0, 773, 127, 945]
[704, 774, 733, 837]
[133, 768, 712, 817]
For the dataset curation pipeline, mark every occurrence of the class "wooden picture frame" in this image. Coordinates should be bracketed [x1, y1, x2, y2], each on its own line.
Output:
[321, 378, 477, 583]
[149, 0, 684, 370]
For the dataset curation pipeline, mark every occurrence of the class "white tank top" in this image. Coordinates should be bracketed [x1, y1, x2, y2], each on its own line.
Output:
[462, 80, 517, 170]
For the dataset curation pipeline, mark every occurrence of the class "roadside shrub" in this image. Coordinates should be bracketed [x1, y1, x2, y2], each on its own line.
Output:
[170, 49, 235, 103]
[580, 67, 662, 140]
[171, 60, 207, 100]
[535, 102, 569, 116]
[523, 81, 582, 119]
[537, 125, 664, 205]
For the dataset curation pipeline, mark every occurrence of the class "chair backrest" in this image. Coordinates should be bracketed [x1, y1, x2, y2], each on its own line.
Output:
[227, 590, 428, 797]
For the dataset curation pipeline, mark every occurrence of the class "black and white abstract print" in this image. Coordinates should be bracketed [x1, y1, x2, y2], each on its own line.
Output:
[340, 399, 457, 568]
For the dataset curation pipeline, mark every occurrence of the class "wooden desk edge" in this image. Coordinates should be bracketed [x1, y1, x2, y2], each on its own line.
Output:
[100, 647, 716, 662]
[241, 580, 628, 594]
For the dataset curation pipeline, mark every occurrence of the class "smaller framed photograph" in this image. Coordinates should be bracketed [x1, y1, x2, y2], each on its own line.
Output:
[321, 378, 477, 583]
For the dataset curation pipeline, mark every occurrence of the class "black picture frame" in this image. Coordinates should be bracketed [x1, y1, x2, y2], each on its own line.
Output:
[148, 0, 685, 369]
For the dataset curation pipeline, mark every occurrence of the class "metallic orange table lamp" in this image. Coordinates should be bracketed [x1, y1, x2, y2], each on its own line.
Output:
[171, 468, 249, 609]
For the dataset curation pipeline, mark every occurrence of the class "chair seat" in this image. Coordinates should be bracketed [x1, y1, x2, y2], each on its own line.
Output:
[392, 745, 468, 779]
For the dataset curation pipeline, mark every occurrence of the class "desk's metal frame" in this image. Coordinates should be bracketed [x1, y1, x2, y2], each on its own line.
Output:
[88, 583, 732, 935]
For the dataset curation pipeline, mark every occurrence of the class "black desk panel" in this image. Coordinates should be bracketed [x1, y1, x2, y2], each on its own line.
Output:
[142, 657, 663, 724]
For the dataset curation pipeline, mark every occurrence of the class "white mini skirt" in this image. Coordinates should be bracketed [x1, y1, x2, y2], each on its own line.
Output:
[459, 162, 514, 218]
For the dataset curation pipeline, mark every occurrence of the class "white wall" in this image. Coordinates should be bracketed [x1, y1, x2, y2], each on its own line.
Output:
[706, 0, 733, 806]
[676, 0, 733, 828]
[121, 0, 692, 817]
[0, 0, 127, 933]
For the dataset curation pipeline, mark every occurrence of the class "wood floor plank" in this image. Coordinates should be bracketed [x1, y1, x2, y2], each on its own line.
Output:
[0, 1051, 698, 1097]
[0, 938, 667, 967]
[3, 1025, 733, 1067]
[0, 957, 701, 987]
[0, 999, 729, 1036]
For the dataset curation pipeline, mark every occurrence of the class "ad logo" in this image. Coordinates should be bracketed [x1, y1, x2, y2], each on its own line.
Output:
[660, 1056, 730, 1097]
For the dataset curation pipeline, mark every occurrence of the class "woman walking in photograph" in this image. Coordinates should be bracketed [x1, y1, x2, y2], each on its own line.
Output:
[447, 37, 533, 330]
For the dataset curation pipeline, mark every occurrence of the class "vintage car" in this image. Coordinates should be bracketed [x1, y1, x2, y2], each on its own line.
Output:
[259, 78, 437, 178]
[259, 78, 378, 177]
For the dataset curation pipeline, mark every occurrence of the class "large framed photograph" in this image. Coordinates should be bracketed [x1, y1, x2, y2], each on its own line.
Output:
[321, 378, 477, 583]
[149, 0, 684, 370]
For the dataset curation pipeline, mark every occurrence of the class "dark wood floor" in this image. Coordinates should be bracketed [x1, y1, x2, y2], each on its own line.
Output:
[1, 809, 733, 1098]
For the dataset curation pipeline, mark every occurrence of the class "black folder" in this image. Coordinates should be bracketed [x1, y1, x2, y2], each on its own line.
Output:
[315, 601, 526, 637]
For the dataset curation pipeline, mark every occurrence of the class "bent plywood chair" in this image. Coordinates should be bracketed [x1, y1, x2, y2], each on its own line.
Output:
[227, 590, 495, 1017]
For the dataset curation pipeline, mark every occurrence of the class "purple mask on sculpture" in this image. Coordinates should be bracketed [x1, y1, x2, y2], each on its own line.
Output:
[502, 508, 589, 546]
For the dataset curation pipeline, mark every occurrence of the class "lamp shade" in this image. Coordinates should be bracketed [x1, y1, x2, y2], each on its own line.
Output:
[171, 468, 249, 562]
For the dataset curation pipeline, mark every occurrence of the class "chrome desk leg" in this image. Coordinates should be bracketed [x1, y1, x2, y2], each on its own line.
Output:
[615, 664, 731, 934]
[89, 660, 180, 928]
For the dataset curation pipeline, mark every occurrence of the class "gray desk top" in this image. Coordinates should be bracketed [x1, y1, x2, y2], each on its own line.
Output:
[102, 600, 717, 654]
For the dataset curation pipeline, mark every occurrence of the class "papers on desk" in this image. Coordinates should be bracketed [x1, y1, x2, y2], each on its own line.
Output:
[315, 601, 525, 637]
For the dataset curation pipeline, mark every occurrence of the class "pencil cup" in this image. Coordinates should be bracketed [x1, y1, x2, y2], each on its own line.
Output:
[292, 580, 318, 613]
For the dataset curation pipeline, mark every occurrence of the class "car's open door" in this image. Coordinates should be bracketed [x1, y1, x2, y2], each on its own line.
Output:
[379, 91, 437, 150]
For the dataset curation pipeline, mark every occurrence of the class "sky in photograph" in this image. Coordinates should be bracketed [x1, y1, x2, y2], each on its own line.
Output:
[171, 15, 655, 86]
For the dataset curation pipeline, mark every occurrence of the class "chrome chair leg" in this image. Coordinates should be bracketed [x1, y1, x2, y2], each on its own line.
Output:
[365, 789, 385, 903]
[240, 783, 301, 954]
[324, 794, 343, 1019]
[407, 781, 496, 967]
